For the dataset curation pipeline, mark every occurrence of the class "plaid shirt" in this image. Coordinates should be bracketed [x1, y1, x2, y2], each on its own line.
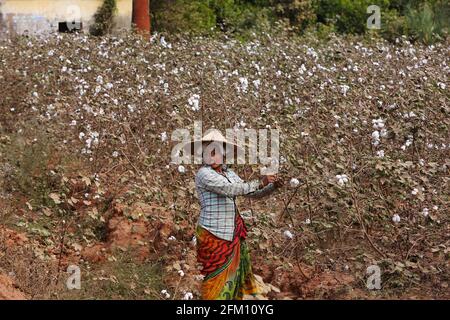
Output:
[196, 165, 275, 241]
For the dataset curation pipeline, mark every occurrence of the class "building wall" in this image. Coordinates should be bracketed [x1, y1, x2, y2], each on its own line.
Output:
[0, 0, 132, 35]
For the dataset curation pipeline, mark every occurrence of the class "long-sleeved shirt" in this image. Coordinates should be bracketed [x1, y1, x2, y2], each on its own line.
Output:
[195, 165, 275, 241]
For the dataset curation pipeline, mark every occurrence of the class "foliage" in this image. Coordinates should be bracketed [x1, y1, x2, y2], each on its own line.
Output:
[0, 32, 448, 298]
[315, 0, 391, 34]
[90, 0, 117, 36]
[405, 1, 449, 44]
[273, 0, 317, 32]
[149, 0, 448, 44]
[151, 0, 273, 35]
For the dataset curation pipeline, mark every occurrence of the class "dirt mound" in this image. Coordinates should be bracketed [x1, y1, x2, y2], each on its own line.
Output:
[82, 201, 175, 263]
[1, 227, 28, 248]
[0, 274, 27, 300]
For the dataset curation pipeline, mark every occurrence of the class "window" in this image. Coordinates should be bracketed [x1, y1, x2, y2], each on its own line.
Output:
[58, 21, 82, 33]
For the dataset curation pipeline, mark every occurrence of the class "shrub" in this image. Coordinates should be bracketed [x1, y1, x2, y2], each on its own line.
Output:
[315, 0, 390, 34]
[405, 1, 449, 44]
[381, 9, 408, 42]
[151, 0, 273, 35]
[273, 0, 317, 32]
[90, 0, 117, 36]
[151, 0, 216, 34]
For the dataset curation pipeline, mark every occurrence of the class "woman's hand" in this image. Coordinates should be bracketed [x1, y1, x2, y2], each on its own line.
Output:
[260, 175, 278, 188]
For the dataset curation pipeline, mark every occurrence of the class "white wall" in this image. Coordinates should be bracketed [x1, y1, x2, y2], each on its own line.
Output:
[0, 0, 132, 35]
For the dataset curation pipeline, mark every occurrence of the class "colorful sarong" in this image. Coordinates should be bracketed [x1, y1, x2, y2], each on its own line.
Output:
[196, 214, 259, 300]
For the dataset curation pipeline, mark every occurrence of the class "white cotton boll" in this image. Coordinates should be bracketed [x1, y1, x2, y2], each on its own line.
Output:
[437, 82, 446, 90]
[194, 274, 205, 281]
[48, 50, 54, 56]
[79, 132, 85, 140]
[96, 75, 103, 84]
[188, 94, 200, 111]
[283, 230, 294, 239]
[372, 131, 380, 140]
[178, 165, 186, 174]
[433, 205, 438, 211]
[411, 188, 419, 195]
[290, 178, 300, 188]
[376, 150, 385, 158]
[191, 236, 197, 246]
[239, 77, 248, 92]
[336, 174, 349, 186]
[372, 118, 385, 129]
[161, 132, 168, 142]
[305, 218, 311, 225]
[182, 292, 193, 300]
[112, 151, 119, 158]
[168, 236, 176, 241]
[161, 289, 171, 299]
[422, 208, 429, 217]
[392, 214, 401, 223]
[178, 270, 185, 277]
[340, 85, 350, 96]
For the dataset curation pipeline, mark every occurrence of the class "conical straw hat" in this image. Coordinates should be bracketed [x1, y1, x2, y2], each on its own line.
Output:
[183, 129, 243, 157]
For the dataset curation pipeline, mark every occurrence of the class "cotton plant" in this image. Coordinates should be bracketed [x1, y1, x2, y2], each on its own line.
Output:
[336, 174, 349, 186]
[188, 94, 200, 111]
[283, 230, 294, 240]
[160, 132, 168, 142]
[161, 289, 171, 299]
[182, 291, 193, 300]
[289, 178, 300, 188]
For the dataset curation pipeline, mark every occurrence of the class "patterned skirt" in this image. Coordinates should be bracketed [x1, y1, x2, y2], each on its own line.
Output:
[196, 215, 259, 300]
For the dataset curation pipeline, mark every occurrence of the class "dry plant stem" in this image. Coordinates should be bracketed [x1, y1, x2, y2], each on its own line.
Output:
[405, 235, 425, 261]
[56, 219, 68, 285]
[294, 248, 310, 280]
[278, 183, 303, 225]
[348, 138, 387, 259]
[351, 190, 387, 259]
[305, 178, 313, 222]
[172, 275, 182, 300]
[123, 123, 147, 159]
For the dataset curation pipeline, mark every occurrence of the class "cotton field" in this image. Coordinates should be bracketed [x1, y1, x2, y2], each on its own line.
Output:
[0, 31, 448, 299]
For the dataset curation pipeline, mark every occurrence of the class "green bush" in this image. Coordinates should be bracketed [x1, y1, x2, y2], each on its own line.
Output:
[315, 0, 390, 34]
[273, 0, 317, 32]
[151, 0, 216, 34]
[381, 9, 408, 41]
[149, 0, 448, 43]
[405, 1, 449, 43]
[151, 0, 273, 35]
[90, 0, 117, 36]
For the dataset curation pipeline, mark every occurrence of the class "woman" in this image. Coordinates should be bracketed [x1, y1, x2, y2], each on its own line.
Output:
[189, 130, 281, 300]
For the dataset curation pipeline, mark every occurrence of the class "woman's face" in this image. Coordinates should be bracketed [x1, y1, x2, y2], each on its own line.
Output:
[203, 142, 224, 168]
